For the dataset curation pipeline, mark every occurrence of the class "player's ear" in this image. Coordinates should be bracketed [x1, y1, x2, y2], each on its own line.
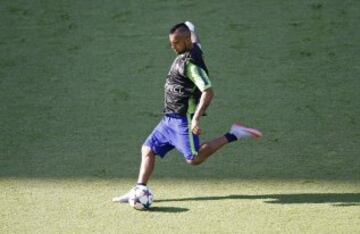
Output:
[185, 36, 192, 47]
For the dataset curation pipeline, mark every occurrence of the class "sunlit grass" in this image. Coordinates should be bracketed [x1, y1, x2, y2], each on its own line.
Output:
[1, 178, 359, 233]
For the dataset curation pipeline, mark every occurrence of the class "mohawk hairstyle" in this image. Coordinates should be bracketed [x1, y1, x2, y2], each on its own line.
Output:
[169, 22, 190, 34]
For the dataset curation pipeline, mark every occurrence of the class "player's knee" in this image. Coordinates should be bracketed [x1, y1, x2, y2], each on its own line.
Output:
[186, 158, 201, 166]
[141, 145, 154, 157]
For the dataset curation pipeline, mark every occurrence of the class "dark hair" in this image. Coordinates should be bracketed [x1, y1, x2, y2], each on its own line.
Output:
[169, 22, 190, 34]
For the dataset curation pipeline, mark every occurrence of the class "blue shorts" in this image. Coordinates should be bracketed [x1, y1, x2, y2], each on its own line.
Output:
[144, 114, 200, 161]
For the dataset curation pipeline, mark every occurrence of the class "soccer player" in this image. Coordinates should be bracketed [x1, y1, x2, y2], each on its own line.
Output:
[113, 21, 262, 202]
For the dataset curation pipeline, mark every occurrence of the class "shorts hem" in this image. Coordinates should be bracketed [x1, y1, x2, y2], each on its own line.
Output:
[143, 143, 165, 158]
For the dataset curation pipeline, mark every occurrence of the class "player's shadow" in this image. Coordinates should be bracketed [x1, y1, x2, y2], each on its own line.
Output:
[148, 206, 189, 213]
[156, 193, 360, 207]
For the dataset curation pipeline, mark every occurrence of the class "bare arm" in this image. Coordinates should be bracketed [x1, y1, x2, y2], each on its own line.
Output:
[191, 88, 214, 135]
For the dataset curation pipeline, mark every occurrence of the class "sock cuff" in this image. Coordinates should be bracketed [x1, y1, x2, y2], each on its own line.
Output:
[224, 133, 237, 143]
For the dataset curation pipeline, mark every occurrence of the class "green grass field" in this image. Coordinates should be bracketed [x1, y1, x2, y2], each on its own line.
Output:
[1, 0, 359, 233]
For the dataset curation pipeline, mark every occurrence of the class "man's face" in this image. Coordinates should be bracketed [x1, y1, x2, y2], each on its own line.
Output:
[169, 34, 188, 54]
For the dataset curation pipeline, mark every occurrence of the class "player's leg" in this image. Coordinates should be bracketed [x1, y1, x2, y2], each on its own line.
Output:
[186, 136, 228, 165]
[186, 123, 262, 165]
[113, 117, 174, 203]
[112, 146, 158, 203]
[137, 145, 156, 185]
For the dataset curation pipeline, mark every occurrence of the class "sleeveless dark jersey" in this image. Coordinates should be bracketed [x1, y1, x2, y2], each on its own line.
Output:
[164, 43, 209, 115]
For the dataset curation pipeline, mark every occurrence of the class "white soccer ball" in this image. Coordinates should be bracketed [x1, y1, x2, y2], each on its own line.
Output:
[128, 185, 153, 210]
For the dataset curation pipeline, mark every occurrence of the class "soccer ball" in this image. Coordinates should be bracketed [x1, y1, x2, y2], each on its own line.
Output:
[128, 185, 153, 210]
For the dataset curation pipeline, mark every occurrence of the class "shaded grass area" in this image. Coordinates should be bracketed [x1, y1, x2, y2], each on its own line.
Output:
[0, 0, 359, 182]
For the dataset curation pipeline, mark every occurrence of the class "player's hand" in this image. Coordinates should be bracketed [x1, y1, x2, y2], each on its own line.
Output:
[191, 119, 202, 135]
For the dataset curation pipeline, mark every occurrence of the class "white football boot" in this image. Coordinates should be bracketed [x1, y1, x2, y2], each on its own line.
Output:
[229, 123, 262, 140]
[185, 21, 202, 49]
[112, 187, 135, 203]
[184, 21, 195, 32]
